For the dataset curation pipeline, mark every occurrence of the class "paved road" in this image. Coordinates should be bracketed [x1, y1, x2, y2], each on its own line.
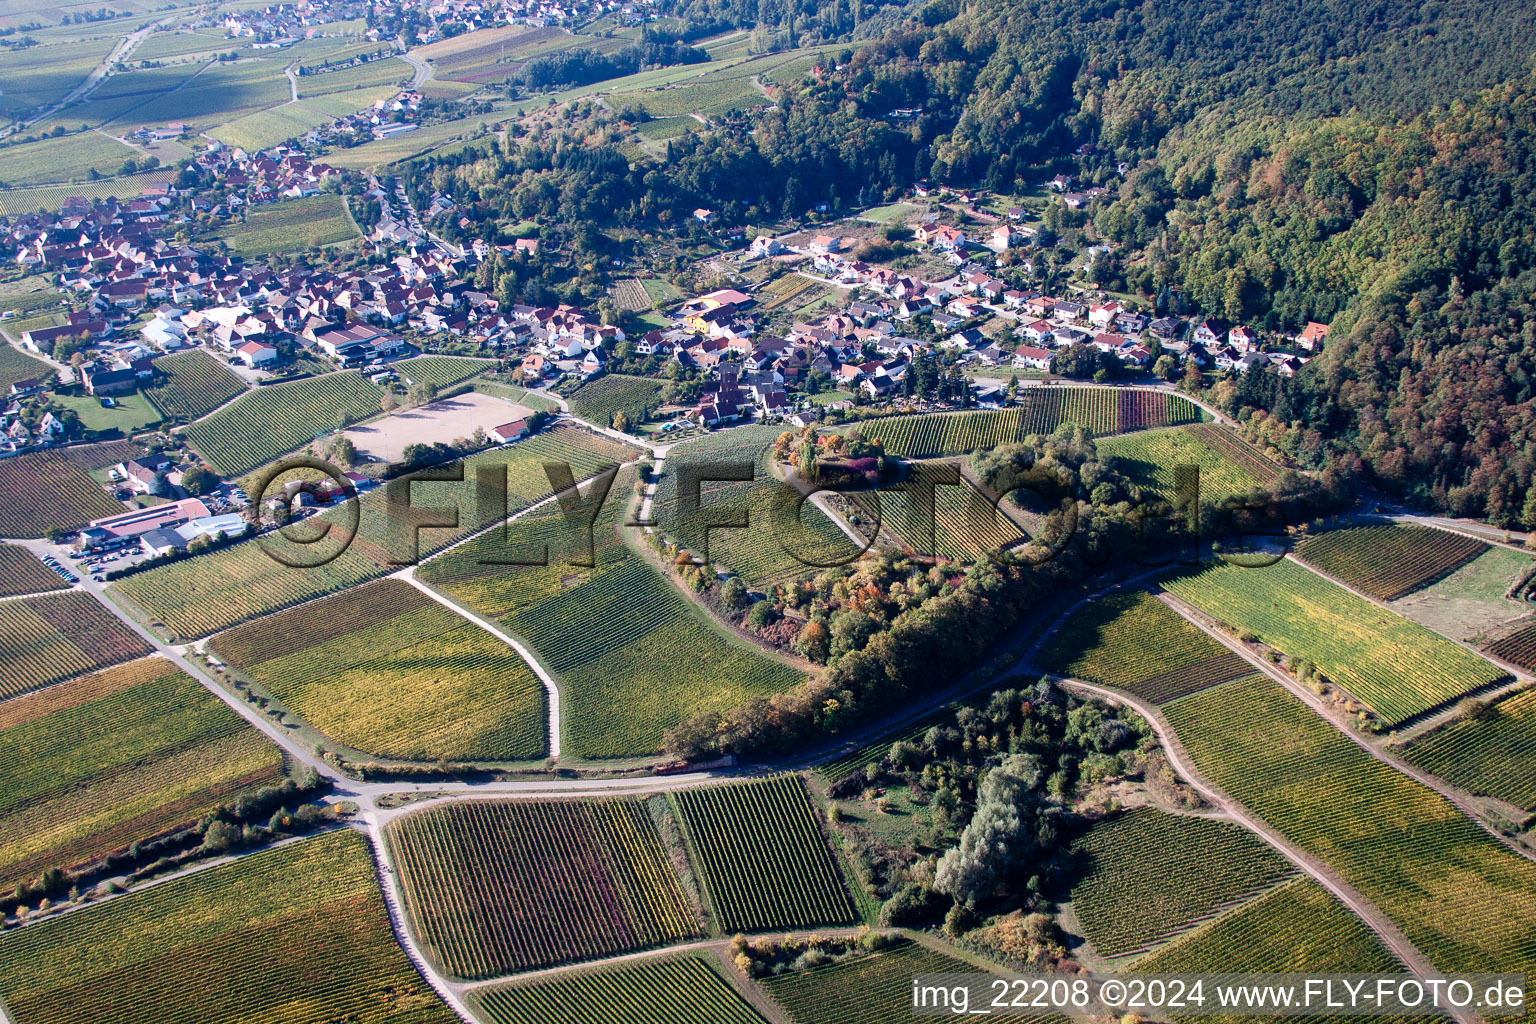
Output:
[399, 49, 434, 91]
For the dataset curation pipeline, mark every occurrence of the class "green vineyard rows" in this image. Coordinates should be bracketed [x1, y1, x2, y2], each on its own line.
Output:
[674, 776, 856, 932]
[185, 371, 384, 476]
[567, 373, 668, 428]
[1401, 686, 1536, 810]
[1296, 524, 1488, 601]
[142, 349, 248, 422]
[1068, 807, 1294, 956]
[0, 658, 285, 898]
[387, 797, 700, 979]
[0, 591, 151, 701]
[1034, 589, 1249, 703]
[1162, 559, 1507, 725]
[1164, 677, 1536, 980]
[472, 955, 767, 1024]
[0, 542, 68, 597]
[393, 355, 495, 389]
[0, 831, 456, 1024]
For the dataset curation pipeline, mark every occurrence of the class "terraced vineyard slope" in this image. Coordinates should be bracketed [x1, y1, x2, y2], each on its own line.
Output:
[1164, 676, 1536, 981]
[1399, 687, 1536, 810]
[674, 775, 856, 932]
[208, 578, 547, 762]
[1296, 524, 1488, 600]
[1068, 807, 1295, 957]
[387, 797, 700, 979]
[0, 830, 457, 1024]
[1035, 589, 1251, 703]
[0, 658, 287, 899]
[1163, 558, 1508, 725]
[471, 955, 767, 1024]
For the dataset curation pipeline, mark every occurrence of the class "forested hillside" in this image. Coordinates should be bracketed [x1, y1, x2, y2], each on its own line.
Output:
[410, 0, 1536, 519]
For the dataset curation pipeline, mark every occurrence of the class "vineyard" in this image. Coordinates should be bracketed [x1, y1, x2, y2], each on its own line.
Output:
[1295, 524, 1488, 600]
[1484, 620, 1536, 672]
[210, 579, 547, 762]
[0, 591, 151, 701]
[387, 797, 700, 979]
[501, 554, 804, 757]
[473, 955, 767, 1024]
[1068, 807, 1294, 956]
[673, 776, 856, 932]
[651, 428, 858, 586]
[0, 343, 51, 393]
[851, 388, 1202, 457]
[760, 939, 1057, 1024]
[1164, 676, 1536, 980]
[1161, 559, 1508, 725]
[59, 440, 139, 473]
[0, 542, 67, 597]
[184, 371, 384, 476]
[567, 373, 668, 428]
[0, 450, 125, 536]
[1097, 426, 1269, 505]
[1136, 879, 1406, 1000]
[609, 278, 654, 312]
[0, 658, 286, 898]
[854, 477, 1030, 564]
[394, 355, 495, 389]
[1401, 687, 1536, 810]
[112, 428, 637, 639]
[141, 350, 248, 422]
[0, 831, 457, 1024]
[1034, 589, 1250, 703]
[1185, 423, 1283, 481]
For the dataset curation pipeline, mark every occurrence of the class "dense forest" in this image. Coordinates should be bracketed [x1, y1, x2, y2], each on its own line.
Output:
[406, 0, 1536, 519]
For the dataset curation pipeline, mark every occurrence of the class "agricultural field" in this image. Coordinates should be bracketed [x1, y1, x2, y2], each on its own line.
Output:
[295, 55, 412, 98]
[759, 939, 1053, 1024]
[1484, 620, 1536, 672]
[1295, 524, 1488, 601]
[650, 426, 859, 587]
[0, 590, 151, 700]
[1184, 423, 1284, 481]
[58, 439, 138, 473]
[567, 373, 668, 428]
[113, 427, 636, 638]
[0, 450, 125, 536]
[0, 341, 53, 392]
[475, 379, 560, 411]
[208, 578, 547, 762]
[1162, 558, 1509, 725]
[410, 25, 575, 87]
[210, 103, 335, 153]
[1098, 425, 1271, 505]
[0, 830, 458, 1024]
[1396, 544, 1536, 642]
[1135, 878, 1407, 1004]
[393, 355, 494, 389]
[0, 542, 68, 597]
[184, 370, 383, 476]
[141, 349, 247, 422]
[1165, 676, 1536, 980]
[210, 193, 360, 258]
[0, 34, 116, 120]
[0, 131, 139, 187]
[852, 389, 1203, 458]
[853, 477, 1031, 564]
[0, 169, 176, 218]
[0, 657, 286, 899]
[1399, 687, 1536, 810]
[472, 954, 766, 1024]
[609, 77, 766, 119]
[501, 555, 804, 757]
[1068, 807, 1294, 957]
[387, 797, 699, 979]
[673, 776, 856, 932]
[1034, 589, 1252, 703]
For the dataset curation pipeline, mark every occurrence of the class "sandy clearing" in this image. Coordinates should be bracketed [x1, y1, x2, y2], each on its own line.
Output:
[343, 391, 533, 463]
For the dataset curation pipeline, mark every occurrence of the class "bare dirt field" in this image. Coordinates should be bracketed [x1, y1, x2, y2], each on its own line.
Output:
[342, 391, 533, 463]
